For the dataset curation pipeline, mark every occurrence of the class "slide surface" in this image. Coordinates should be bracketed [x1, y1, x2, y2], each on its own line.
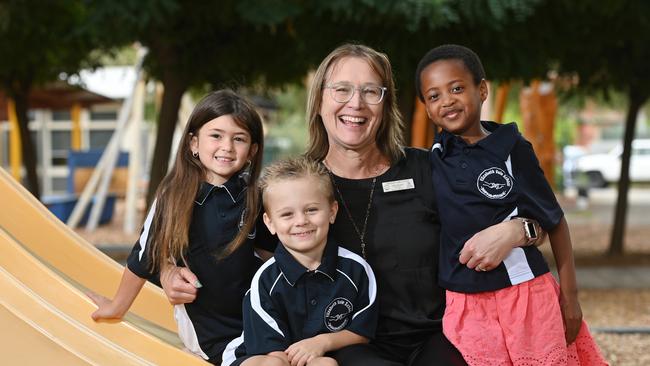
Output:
[0, 167, 176, 332]
[0, 227, 207, 365]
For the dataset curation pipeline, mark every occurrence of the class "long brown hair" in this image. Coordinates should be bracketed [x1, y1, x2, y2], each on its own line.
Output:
[306, 43, 405, 163]
[148, 90, 264, 272]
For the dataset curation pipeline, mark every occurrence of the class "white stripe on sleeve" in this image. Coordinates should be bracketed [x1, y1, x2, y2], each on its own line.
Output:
[337, 247, 377, 320]
[250, 258, 285, 336]
[137, 199, 157, 261]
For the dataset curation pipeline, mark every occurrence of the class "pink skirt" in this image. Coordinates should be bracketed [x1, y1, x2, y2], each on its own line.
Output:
[443, 273, 608, 365]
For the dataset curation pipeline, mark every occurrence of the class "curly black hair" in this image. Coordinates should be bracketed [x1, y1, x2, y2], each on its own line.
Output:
[415, 44, 486, 102]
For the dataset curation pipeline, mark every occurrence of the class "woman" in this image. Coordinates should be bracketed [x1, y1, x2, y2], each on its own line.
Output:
[302, 43, 536, 366]
[161, 44, 537, 366]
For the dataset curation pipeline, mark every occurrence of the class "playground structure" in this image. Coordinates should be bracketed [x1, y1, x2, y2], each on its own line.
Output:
[0, 45, 217, 363]
[0, 167, 209, 364]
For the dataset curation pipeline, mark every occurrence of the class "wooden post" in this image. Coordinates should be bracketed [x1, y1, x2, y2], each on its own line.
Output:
[411, 98, 429, 148]
[70, 102, 82, 150]
[68, 48, 148, 230]
[123, 78, 146, 233]
[519, 81, 557, 188]
[7, 98, 22, 180]
[411, 97, 432, 148]
[493, 82, 511, 123]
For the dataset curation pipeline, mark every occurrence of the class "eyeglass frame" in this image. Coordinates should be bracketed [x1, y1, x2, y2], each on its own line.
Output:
[323, 83, 388, 105]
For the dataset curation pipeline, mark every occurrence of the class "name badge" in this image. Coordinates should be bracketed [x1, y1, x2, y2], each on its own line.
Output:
[382, 178, 415, 192]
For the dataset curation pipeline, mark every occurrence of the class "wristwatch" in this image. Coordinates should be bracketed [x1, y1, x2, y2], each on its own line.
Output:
[521, 218, 538, 246]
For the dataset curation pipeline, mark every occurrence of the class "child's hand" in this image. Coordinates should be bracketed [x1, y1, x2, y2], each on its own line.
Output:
[560, 290, 583, 344]
[285, 336, 327, 366]
[87, 291, 124, 321]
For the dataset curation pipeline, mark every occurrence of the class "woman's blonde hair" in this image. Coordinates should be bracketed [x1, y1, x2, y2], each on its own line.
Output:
[148, 90, 264, 272]
[305, 43, 405, 163]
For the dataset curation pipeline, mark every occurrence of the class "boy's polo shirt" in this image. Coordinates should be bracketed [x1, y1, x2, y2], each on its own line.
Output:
[232, 238, 377, 358]
[430, 121, 563, 293]
[126, 176, 276, 362]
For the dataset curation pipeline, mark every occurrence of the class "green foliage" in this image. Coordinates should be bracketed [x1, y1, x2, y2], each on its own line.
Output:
[0, 1, 98, 90]
[88, 47, 139, 66]
[265, 85, 309, 161]
[88, 0, 308, 90]
[549, 0, 650, 99]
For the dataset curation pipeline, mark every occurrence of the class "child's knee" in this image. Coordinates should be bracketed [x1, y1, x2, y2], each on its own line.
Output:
[308, 356, 338, 366]
[268, 357, 290, 366]
[242, 355, 289, 366]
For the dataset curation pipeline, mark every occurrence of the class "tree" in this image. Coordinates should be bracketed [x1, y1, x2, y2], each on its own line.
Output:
[547, 0, 650, 255]
[0, 1, 98, 197]
[89, 0, 309, 205]
[89, 0, 547, 204]
[267, 0, 545, 140]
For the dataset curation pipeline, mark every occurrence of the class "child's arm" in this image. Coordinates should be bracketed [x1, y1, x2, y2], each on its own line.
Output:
[87, 267, 146, 321]
[549, 216, 583, 344]
[285, 330, 367, 366]
[459, 217, 533, 271]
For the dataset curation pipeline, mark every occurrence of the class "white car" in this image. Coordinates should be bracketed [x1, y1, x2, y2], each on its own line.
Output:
[573, 139, 650, 187]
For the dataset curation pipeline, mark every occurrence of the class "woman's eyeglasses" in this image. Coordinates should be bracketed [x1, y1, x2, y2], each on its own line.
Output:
[324, 83, 387, 105]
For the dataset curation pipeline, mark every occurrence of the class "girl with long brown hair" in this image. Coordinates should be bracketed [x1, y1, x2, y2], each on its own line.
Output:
[88, 89, 275, 365]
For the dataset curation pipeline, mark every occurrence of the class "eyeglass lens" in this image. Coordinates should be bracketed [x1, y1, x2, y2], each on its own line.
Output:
[329, 84, 385, 104]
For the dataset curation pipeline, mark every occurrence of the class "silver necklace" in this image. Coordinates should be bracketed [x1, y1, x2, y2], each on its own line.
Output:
[330, 174, 376, 258]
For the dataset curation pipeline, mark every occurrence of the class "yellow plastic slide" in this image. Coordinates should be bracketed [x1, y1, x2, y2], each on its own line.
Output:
[0, 227, 207, 365]
[0, 167, 176, 332]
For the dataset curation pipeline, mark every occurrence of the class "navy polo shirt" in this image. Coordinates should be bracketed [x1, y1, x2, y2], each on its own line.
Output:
[430, 121, 563, 293]
[228, 237, 378, 359]
[126, 175, 276, 364]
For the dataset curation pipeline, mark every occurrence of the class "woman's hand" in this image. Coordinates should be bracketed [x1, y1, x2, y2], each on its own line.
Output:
[459, 219, 526, 271]
[160, 265, 200, 305]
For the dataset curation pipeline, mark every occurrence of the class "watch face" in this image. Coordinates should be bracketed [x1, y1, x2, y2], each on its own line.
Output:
[525, 221, 538, 239]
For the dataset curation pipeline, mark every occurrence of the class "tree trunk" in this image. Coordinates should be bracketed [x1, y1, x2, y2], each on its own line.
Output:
[145, 72, 188, 207]
[608, 88, 648, 256]
[12, 86, 41, 198]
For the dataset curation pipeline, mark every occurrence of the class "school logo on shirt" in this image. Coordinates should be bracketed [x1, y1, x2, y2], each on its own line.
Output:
[477, 167, 513, 199]
[324, 297, 353, 332]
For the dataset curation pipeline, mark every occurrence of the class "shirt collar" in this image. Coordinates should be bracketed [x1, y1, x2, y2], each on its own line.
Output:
[477, 121, 520, 159]
[273, 236, 338, 286]
[434, 121, 519, 160]
[194, 173, 248, 206]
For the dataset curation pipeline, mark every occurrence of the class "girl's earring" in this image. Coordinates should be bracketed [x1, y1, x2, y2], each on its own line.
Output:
[192, 151, 198, 158]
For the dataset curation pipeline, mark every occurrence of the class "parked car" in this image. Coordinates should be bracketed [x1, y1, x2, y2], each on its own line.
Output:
[572, 139, 650, 187]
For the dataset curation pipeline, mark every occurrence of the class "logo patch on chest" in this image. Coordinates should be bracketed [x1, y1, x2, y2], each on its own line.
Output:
[476, 167, 513, 199]
[324, 297, 353, 332]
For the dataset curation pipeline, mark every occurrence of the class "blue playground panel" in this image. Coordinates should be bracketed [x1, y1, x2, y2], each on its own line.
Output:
[42, 149, 128, 225]
[42, 194, 116, 225]
[67, 149, 129, 194]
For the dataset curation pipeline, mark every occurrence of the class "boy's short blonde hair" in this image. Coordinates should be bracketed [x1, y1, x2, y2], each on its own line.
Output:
[259, 157, 334, 210]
